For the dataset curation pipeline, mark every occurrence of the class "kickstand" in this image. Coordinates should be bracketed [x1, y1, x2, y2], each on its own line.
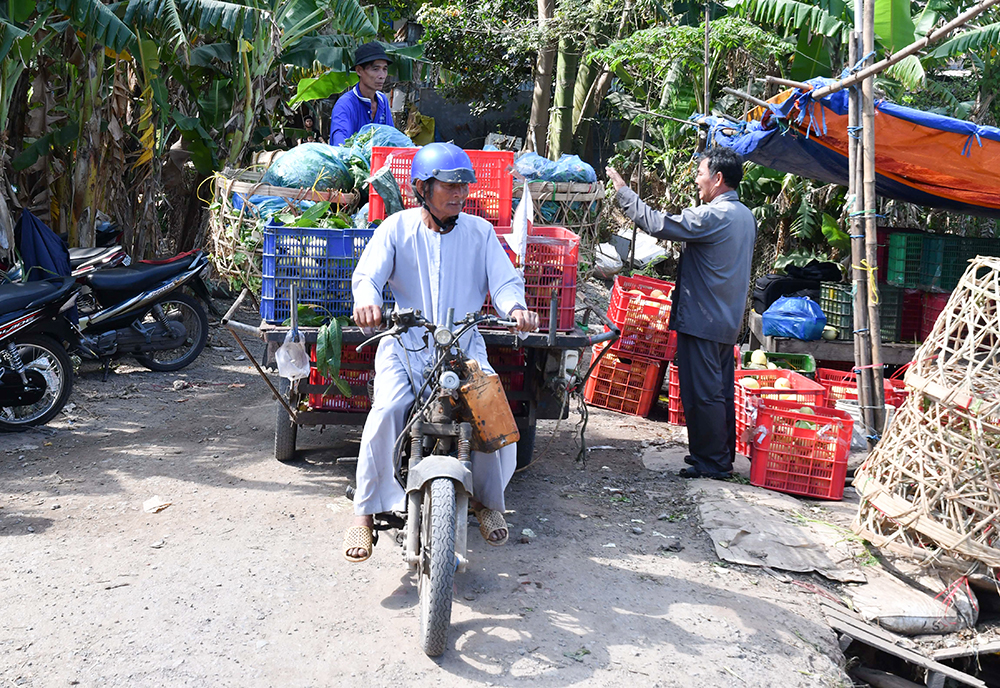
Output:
[101, 359, 112, 382]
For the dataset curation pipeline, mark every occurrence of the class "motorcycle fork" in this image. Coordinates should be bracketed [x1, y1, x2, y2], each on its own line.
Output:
[405, 420, 424, 569]
[405, 421, 473, 574]
[453, 423, 472, 574]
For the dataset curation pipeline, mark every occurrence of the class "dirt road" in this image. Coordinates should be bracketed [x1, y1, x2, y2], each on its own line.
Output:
[0, 313, 850, 687]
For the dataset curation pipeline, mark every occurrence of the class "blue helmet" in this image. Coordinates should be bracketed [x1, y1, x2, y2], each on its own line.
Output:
[411, 143, 477, 185]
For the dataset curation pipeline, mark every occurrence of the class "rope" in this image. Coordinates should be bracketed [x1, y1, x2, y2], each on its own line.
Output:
[851, 259, 880, 305]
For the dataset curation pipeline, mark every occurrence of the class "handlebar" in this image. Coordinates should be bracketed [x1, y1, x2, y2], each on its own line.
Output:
[357, 309, 521, 351]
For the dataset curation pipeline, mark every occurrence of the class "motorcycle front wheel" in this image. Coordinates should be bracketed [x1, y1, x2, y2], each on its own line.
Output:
[134, 293, 209, 372]
[419, 477, 457, 657]
[0, 335, 73, 430]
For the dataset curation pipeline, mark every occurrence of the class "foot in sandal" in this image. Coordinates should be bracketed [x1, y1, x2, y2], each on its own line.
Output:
[343, 515, 376, 562]
[471, 501, 508, 546]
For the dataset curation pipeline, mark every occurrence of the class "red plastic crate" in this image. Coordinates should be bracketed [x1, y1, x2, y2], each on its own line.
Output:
[749, 399, 853, 500]
[900, 288, 923, 342]
[606, 275, 676, 361]
[486, 345, 526, 414]
[666, 362, 685, 425]
[368, 147, 514, 226]
[815, 368, 908, 408]
[307, 343, 376, 411]
[489, 226, 579, 332]
[734, 370, 826, 456]
[919, 291, 952, 340]
[583, 345, 664, 416]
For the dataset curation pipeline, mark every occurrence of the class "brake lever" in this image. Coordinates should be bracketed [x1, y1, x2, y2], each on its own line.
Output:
[357, 325, 400, 351]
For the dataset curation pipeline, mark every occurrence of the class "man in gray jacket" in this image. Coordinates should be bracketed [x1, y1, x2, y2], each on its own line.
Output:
[607, 147, 756, 478]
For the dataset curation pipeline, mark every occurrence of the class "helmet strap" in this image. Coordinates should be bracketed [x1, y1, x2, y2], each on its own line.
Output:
[414, 179, 459, 234]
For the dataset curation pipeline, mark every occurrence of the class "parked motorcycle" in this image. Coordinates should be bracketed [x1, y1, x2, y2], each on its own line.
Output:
[354, 307, 521, 657]
[74, 250, 212, 372]
[0, 277, 79, 429]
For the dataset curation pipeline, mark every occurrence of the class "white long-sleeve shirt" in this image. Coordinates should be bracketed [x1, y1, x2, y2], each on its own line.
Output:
[352, 208, 527, 350]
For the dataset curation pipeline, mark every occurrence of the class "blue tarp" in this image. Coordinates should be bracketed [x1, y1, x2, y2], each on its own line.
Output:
[698, 77, 1000, 218]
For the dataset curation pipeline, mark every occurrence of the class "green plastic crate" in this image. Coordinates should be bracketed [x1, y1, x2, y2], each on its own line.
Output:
[741, 350, 816, 377]
[819, 282, 852, 340]
[878, 284, 903, 342]
[887, 233, 924, 287]
[919, 235, 963, 292]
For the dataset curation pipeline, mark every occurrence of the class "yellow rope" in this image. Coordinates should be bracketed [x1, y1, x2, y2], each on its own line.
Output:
[852, 259, 880, 305]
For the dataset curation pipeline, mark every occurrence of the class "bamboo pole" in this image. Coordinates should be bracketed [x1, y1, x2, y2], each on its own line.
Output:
[721, 86, 769, 110]
[812, 0, 1000, 99]
[764, 76, 813, 91]
[704, 4, 711, 114]
[849, 11, 874, 442]
[862, 0, 886, 436]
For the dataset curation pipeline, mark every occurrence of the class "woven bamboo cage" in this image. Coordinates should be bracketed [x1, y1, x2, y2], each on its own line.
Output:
[207, 167, 358, 290]
[853, 255, 1000, 571]
[512, 181, 604, 242]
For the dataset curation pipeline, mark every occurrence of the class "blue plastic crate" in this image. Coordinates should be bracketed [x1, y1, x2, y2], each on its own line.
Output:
[260, 222, 393, 324]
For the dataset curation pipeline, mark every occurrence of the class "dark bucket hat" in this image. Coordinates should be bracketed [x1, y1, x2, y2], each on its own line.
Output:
[353, 42, 393, 68]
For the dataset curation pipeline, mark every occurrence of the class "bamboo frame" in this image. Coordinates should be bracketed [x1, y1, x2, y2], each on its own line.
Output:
[854, 256, 1000, 572]
[206, 168, 358, 289]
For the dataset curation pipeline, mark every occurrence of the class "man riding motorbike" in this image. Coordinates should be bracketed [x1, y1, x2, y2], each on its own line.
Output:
[345, 142, 538, 562]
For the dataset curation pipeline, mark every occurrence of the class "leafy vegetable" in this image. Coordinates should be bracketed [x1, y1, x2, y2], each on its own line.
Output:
[315, 317, 353, 397]
[281, 305, 326, 328]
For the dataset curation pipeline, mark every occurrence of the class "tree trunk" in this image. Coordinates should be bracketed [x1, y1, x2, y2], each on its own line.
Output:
[71, 44, 104, 248]
[547, 36, 580, 160]
[526, 0, 556, 156]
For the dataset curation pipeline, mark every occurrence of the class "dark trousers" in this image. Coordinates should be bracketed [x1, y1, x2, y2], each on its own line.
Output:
[676, 332, 735, 474]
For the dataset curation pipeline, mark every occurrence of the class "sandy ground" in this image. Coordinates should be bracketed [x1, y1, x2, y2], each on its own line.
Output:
[0, 301, 853, 687]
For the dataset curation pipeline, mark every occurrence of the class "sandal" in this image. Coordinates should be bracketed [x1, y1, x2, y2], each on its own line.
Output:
[342, 525, 377, 563]
[474, 507, 509, 547]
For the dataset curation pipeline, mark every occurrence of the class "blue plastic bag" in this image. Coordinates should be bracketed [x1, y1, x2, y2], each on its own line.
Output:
[761, 296, 827, 341]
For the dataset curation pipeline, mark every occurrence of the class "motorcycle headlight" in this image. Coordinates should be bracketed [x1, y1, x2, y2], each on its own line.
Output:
[433, 328, 454, 347]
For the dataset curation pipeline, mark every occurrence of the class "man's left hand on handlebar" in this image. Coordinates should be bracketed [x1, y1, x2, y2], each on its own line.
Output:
[510, 307, 539, 333]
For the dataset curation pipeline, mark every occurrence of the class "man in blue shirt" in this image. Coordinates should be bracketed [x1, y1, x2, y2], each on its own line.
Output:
[329, 42, 395, 146]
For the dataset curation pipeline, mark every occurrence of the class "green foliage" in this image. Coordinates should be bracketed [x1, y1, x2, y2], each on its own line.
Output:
[927, 22, 1000, 60]
[287, 70, 357, 106]
[873, 0, 915, 53]
[274, 202, 353, 229]
[417, 0, 537, 113]
[51, 0, 136, 52]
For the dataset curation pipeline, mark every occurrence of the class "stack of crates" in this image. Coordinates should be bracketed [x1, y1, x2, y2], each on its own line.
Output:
[583, 274, 676, 417]
[819, 282, 853, 341]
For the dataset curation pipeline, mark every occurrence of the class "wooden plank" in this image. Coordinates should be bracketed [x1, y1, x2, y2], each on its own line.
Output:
[748, 311, 917, 365]
[820, 602, 986, 687]
[931, 640, 1000, 661]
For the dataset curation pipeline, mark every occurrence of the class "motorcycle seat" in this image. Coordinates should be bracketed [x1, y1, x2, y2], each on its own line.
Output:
[87, 259, 191, 293]
[69, 247, 114, 268]
[0, 277, 76, 315]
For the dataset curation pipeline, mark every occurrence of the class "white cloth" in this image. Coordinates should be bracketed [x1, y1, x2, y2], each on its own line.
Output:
[351, 209, 527, 515]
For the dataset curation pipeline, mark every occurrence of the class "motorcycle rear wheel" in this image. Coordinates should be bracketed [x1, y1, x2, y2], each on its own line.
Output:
[0, 335, 73, 430]
[419, 477, 457, 657]
[134, 293, 208, 372]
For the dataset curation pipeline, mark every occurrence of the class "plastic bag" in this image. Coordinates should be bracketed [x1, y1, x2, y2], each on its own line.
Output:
[345, 123, 415, 164]
[549, 154, 597, 183]
[513, 152, 556, 181]
[275, 329, 310, 380]
[594, 242, 623, 279]
[761, 296, 827, 341]
[261, 142, 365, 191]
